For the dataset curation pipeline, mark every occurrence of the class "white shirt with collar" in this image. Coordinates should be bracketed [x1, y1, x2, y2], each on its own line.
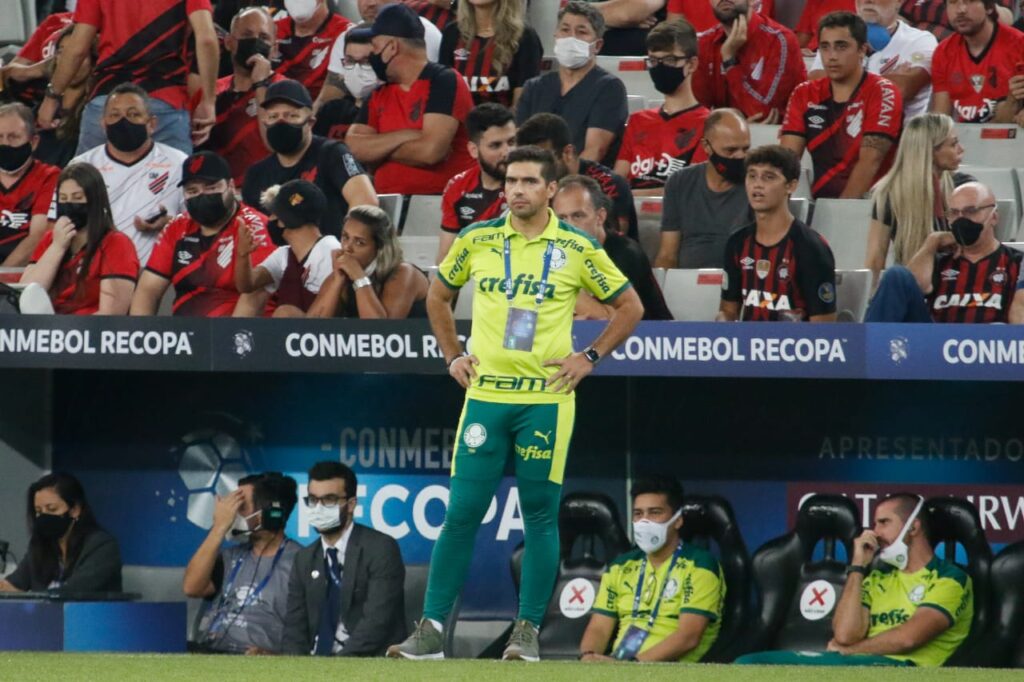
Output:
[320, 522, 354, 654]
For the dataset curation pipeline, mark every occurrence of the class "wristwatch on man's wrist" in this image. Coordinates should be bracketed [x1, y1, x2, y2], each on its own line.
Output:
[847, 564, 869, 577]
[582, 346, 601, 364]
[44, 83, 63, 100]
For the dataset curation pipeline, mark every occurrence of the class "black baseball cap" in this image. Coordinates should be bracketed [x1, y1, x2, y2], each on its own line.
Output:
[179, 151, 231, 186]
[348, 3, 424, 41]
[272, 179, 326, 229]
[260, 79, 313, 109]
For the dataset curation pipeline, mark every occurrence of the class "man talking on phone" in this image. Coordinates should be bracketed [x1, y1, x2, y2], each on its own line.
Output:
[738, 492, 974, 666]
[55, 83, 187, 264]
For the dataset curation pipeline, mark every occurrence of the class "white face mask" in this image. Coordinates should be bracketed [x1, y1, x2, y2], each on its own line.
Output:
[308, 503, 343, 532]
[231, 510, 260, 537]
[553, 36, 594, 70]
[633, 508, 682, 555]
[878, 496, 924, 570]
[285, 0, 319, 22]
[343, 64, 380, 101]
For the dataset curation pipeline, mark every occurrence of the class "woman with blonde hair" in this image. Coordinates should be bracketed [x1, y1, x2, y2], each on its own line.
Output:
[307, 205, 428, 318]
[438, 0, 543, 107]
[865, 113, 963, 287]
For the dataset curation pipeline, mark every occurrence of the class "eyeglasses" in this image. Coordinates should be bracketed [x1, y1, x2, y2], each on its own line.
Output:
[644, 55, 692, 69]
[946, 204, 995, 220]
[304, 494, 351, 507]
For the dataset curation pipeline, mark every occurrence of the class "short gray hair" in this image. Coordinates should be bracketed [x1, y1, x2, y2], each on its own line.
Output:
[558, 1, 605, 39]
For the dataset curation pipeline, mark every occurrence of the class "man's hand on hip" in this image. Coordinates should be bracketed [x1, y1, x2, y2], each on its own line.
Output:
[544, 352, 594, 394]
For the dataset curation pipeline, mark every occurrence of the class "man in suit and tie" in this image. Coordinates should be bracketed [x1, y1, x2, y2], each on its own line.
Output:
[282, 461, 406, 656]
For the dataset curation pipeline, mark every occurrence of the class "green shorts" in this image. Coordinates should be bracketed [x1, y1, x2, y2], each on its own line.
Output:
[451, 398, 575, 484]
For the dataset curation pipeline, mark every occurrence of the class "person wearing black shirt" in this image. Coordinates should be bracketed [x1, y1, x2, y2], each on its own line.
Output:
[554, 174, 670, 320]
[242, 79, 378, 244]
[0, 472, 121, 593]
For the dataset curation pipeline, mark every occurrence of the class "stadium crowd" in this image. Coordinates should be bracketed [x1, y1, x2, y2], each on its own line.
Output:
[1, 0, 1023, 322]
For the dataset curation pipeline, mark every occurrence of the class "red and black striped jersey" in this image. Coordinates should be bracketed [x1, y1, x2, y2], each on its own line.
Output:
[145, 203, 275, 317]
[441, 165, 506, 233]
[403, 0, 456, 30]
[782, 72, 903, 198]
[931, 24, 1024, 123]
[616, 104, 710, 190]
[76, 0, 211, 109]
[722, 219, 837, 321]
[203, 74, 284, 185]
[438, 24, 543, 107]
[0, 159, 60, 262]
[928, 245, 1022, 322]
[900, 0, 1012, 41]
[274, 12, 351, 101]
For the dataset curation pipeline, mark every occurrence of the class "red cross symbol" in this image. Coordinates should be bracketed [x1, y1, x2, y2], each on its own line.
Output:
[569, 585, 588, 604]
[809, 586, 828, 606]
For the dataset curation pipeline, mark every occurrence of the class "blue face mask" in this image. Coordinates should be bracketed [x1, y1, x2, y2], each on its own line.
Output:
[866, 22, 893, 52]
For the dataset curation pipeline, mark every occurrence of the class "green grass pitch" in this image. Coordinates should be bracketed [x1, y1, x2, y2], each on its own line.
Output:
[1, 654, 1020, 681]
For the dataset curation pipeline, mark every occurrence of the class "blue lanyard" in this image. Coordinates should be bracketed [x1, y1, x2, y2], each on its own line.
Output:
[503, 237, 554, 308]
[220, 539, 289, 613]
[631, 546, 683, 628]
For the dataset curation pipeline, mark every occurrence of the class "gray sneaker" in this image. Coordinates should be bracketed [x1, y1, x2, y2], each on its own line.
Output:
[501, 619, 540, 662]
[386, 619, 445, 660]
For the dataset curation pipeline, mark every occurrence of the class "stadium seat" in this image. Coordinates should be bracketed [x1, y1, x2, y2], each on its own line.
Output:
[810, 198, 874, 270]
[969, 541, 1024, 668]
[334, 0, 361, 21]
[661, 268, 724, 321]
[404, 564, 459, 657]
[402, 195, 443, 237]
[679, 494, 753, 663]
[748, 124, 780, 149]
[454, 279, 474, 320]
[651, 267, 666, 288]
[794, 167, 813, 199]
[924, 497, 993, 667]
[399, 235, 439, 270]
[500, 493, 630, 660]
[627, 94, 647, 114]
[378, 193, 403, 232]
[527, 1, 558, 54]
[0, 0, 33, 47]
[747, 494, 860, 652]
[955, 124, 1024, 168]
[634, 197, 662, 262]
[994, 199, 1018, 242]
[1006, 241, 1024, 250]
[960, 166, 1020, 225]
[789, 197, 811, 224]
[595, 56, 660, 102]
[834, 269, 871, 322]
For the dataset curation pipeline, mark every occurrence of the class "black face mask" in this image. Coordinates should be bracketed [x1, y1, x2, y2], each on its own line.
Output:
[57, 201, 90, 230]
[369, 48, 391, 83]
[649, 63, 687, 95]
[0, 142, 33, 173]
[34, 512, 74, 541]
[106, 117, 150, 153]
[186, 192, 232, 226]
[266, 121, 306, 155]
[709, 148, 746, 184]
[951, 216, 984, 246]
[233, 37, 271, 70]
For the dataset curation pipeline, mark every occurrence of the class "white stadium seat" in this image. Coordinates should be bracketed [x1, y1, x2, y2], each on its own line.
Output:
[652, 267, 666, 288]
[994, 199, 1018, 242]
[789, 197, 811, 224]
[960, 166, 1020, 225]
[377, 193, 403, 232]
[528, 2, 558, 54]
[834, 269, 872, 322]
[399, 236, 439, 270]
[662, 269, 725, 321]
[627, 95, 647, 114]
[403, 195, 443, 236]
[634, 197, 663, 262]
[0, 0, 33, 47]
[748, 124, 780, 149]
[955, 123, 1024, 167]
[595, 56, 660, 102]
[810, 198, 874, 270]
[1005, 242, 1024, 250]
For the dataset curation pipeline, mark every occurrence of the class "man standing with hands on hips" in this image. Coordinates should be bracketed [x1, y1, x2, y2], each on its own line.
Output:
[388, 145, 643, 662]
